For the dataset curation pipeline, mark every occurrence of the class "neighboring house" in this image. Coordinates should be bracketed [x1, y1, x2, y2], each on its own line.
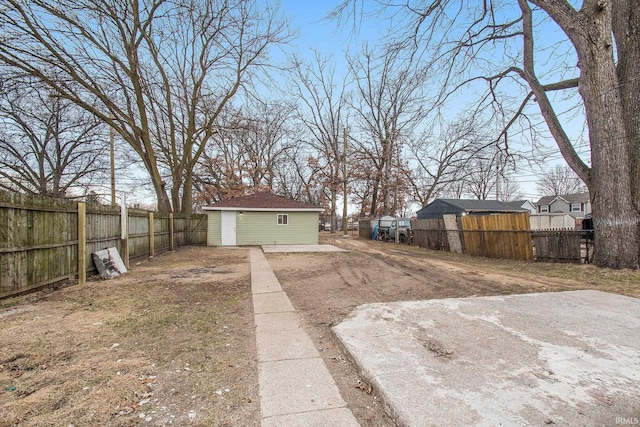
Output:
[416, 199, 528, 220]
[534, 192, 591, 218]
[203, 192, 324, 246]
[504, 200, 536, 215]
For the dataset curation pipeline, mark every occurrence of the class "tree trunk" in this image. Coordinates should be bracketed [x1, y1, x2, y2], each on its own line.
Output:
[171, 171, 182, 214]
[182, 172, 194, 214]
[143, 150, 172, 212]
[330, 187, 337, 233]
[612, 2, 640, 262]
[153, 180, 172, 213]
[382, 138, 391, 216]
[530, 0, 640, 268]
[573, 3, 639, 268]
[369, 175, 380, 216]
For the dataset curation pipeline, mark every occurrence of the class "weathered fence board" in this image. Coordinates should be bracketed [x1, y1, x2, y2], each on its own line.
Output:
[185, 215, 207, 245]
[86, 205, 122, 273]
[128, 210, 151, 260]
[358, 219, 372, 239]
[461, 212, 534, 261]
[0, 192, 78, 297]
[154, 213, 171, 254]
[174, 215, 185, 247]
[1, 190, 208, 298]
[411, 219, 449, 251]
[532, 230, 583, 263]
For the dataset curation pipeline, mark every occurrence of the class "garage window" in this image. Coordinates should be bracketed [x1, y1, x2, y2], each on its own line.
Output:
[277, 214, 288, 225]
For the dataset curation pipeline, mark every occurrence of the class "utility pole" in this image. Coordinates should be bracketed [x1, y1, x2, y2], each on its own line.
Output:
[110, 116, 116, 205]
[343, 127, 348, 235]
[495, 144, 501, 201]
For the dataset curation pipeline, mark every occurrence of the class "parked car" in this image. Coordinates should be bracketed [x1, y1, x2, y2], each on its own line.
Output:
[375, 218, 412, 244]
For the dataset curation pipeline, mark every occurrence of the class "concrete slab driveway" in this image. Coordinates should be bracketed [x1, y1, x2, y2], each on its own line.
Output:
[333, 290, 640, 427]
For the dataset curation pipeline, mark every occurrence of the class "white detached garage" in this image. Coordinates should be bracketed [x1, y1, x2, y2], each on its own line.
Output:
[203, 192, 324, 246]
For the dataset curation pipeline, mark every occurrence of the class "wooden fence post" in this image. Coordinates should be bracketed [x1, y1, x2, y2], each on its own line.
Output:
[149, 211, 154, 257]
[77, 202, 86, 285]
[121, 201, 129, 269]
[169, 213, 174, 251]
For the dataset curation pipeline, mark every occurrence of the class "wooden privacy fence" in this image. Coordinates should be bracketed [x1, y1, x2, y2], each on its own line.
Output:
[410, 213, 535, 261]
[1, 192, 78, 297]
[460, 212, 534, 261]
[411, 218, 450, 251]
[360, 213, 533, 261]
[361, 212, 593, 263]
[531, 230, 587, 264]
[0, 190, 207, 298]
[358, 219, 372, 239]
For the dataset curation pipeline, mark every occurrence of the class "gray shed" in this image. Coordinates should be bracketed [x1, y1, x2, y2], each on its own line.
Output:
[416, 199, 527, 220]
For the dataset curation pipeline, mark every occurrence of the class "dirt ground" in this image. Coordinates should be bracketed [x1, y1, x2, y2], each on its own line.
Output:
[0, 247, 258, 427]
[1, 235, 639, 426]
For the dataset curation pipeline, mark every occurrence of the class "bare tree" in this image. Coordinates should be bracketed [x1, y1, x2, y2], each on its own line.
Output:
[335, 1, 640, 268]
[498, 174, 523, 202]
[440, 180, 466, 200]
[0, 78, 107, 197]
[289, 51, 350, 232]
[273, 142, 324, 206]
[404, 115, 486, 206]
[463, 147, 522, 201]
[193, 108, 249, 207]
[536, 164, 588, 197]
[347, 44, 430, 216]
[464, 157, 497, 201]
[0, 0, 292, 213]
[193, 100, 295, 208]
[348, 153, 379, 217]
[240, 100, 295, 190]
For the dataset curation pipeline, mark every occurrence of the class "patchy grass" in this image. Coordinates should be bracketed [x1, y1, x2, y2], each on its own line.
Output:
[362, 237, 640, 298]
[442, 254, 640, 297]
[0, 246, 259, 427]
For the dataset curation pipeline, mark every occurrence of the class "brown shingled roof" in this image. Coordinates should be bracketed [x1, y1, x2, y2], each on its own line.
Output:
[204, 192, 322, 210]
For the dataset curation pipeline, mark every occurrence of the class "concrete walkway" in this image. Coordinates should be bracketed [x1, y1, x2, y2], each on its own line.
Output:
[249, 248, 359, 427]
